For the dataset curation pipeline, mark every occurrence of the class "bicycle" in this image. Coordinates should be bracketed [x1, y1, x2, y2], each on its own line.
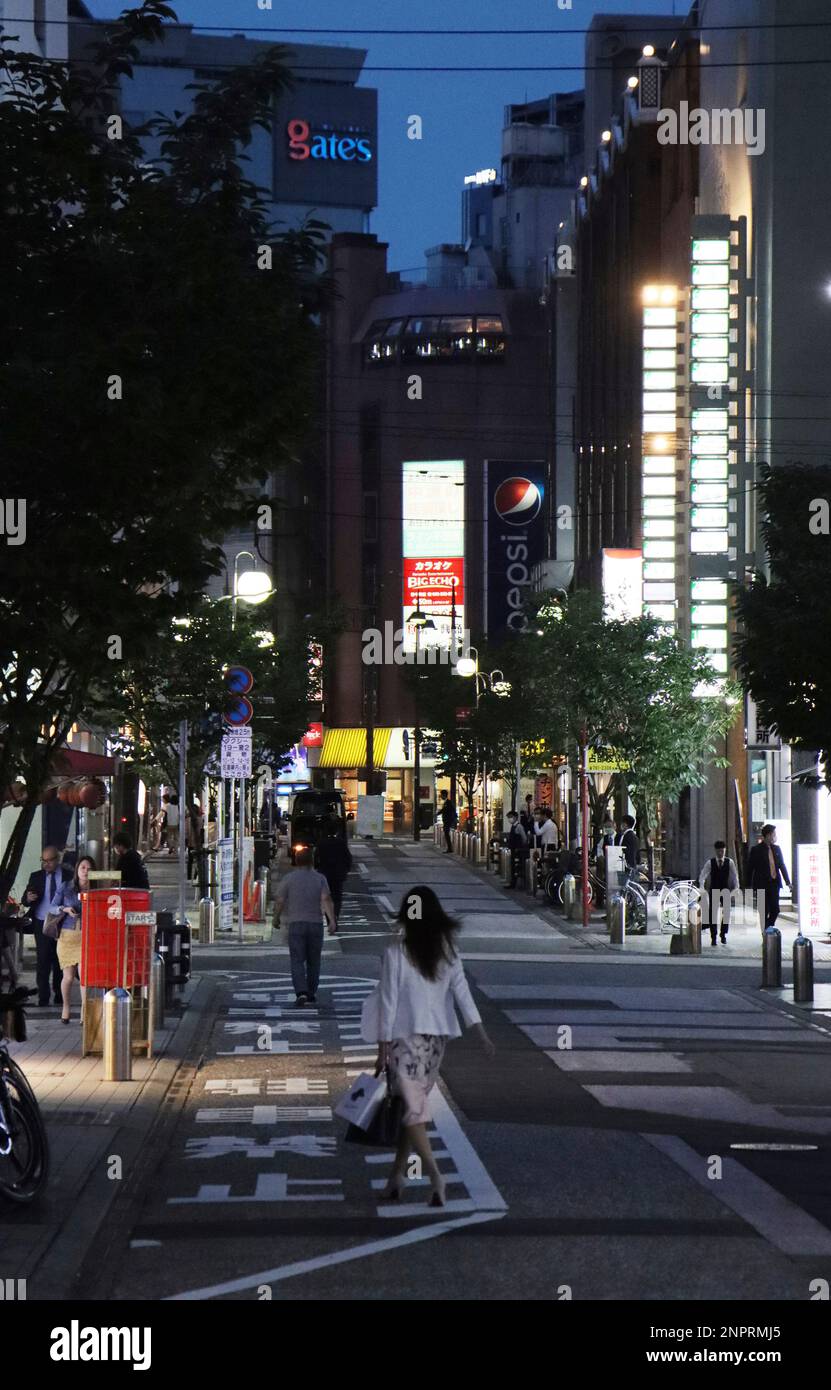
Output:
[0, 986, 49, 1202]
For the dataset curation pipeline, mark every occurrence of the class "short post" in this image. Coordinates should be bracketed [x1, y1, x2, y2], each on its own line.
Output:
[793, 933, 814, 1003]
[103, 987, 132, 1082]
[761, 926, 782, 988]
[470, 837, 480, 866]
[149, 951, 165, 1031]
[199, 896, 216, 943]
[609, 894, 626, 945]
[562, 873, 576, 920]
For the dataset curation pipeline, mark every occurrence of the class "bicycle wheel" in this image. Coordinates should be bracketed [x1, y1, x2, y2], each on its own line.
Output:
[624, 885, 647, 934]
[660, 880, 701, 934]
[0, 1059, 49, 1202]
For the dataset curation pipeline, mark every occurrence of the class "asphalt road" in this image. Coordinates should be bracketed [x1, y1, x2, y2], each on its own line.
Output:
[73, 839, 831, 1302]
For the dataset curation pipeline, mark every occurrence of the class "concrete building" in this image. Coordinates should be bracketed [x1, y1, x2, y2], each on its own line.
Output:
[0, 0, 73, 59]
[555, 2, 831, 888]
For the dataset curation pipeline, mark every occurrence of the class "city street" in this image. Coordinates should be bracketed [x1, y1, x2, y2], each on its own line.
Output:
[8, 840, 831, 1304]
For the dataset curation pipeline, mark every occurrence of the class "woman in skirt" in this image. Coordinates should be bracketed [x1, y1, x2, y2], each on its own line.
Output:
[369, 885, 495, 1207]
[49, 854, 95, 1023]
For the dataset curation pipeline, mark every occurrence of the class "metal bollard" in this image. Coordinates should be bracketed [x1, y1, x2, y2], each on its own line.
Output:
[793, 933, 814, 1003]
[103, 987, 132, 1081]
[761, 926, 782, 988]
[609, 895, 626, 945]
[199, 896, 215, 944]
[562, 874, 576, 919]
[500, 848, 512, 885]
[470, 837, 480, 866]
[149, 952, 165, 1031]
[252, 880, 266, 921]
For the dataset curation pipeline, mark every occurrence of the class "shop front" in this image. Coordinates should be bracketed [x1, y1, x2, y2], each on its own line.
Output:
[315, 727, 437, 834]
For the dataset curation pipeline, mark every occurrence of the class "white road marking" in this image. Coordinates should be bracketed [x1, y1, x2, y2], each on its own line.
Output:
[169, 1175, 345, 1205]
[130, 1240, 162, 1248]
[217, 1044, 323, 1056]
[376, 895, 394, 914]
[644, 1133, 831, 1256]
[363, 1147, 449, 1163]
[185, 1136, 337, 1160]
[195, 1106, 332, 1124]
[548, 1051, 693, 1073]
[166, 1212, 507, 1299]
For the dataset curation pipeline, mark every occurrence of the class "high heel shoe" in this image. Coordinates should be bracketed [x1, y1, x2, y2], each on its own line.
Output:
[429, 1186, 446, 1208]
[381, 1181, 403, 1202]
[61, 1015, 70, 1025]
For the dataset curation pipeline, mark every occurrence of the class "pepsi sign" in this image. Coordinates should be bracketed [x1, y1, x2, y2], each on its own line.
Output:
[486, 461, 546, 636]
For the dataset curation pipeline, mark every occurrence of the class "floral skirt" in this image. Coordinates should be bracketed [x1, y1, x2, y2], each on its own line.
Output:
[57, 930, 82, 969]
[389, 1034, 446, 1126]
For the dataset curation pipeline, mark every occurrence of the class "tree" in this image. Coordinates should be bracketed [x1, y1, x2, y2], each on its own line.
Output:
[0, 3, 328, 896]
[524, 591, 740, 898]
[735, 462, 831, 788]
[102, 596, 322, 803]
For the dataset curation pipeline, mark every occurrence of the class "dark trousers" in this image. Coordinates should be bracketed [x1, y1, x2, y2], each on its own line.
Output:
[33, 919, 62, 1003]
[509, 848, 528, 888]
[756, 885, 780, 930]
[288, 921, 324, 999]
[443, 825, 454, 852]
[327, 875, 345, 918]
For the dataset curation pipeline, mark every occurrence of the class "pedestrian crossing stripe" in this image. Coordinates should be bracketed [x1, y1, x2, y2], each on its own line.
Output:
[204, 1078, 329, 1096]
[168, 1175, 345, 1205]
[195, 1106, 332, 1124]
[185, 1136, 337, 1160]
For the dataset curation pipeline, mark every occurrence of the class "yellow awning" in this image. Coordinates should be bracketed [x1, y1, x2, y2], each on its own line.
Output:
[319, 728, 393, 769]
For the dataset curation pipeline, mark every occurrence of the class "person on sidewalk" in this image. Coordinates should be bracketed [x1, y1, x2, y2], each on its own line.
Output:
[439, 789, 457, 853]
[519, 794, 536, 839]
[748, 824, 791, 932]
[699, 840, 739, 945]
[49, 854, 95, 1022]
[316, 818, 353, 919]
[273, 847, 337, 1006]
[22, 846, 73, 1006]
[535, 808, 560, 856]
[163, 794, 180, 855]
[365, 885, 495, 1207]
[616, 816, 641, 872]
[506, 811, 528, 889]
[113, 832, 150, 890]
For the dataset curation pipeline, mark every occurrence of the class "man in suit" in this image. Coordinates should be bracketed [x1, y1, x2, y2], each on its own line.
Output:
[23, 846, 73, 1005]
[748, 824, 791, 932]
[506, 811, 528, 889]
[699, 840, 740, 946]
[113, 832, 150, 890]
[616, 815, 640, 872]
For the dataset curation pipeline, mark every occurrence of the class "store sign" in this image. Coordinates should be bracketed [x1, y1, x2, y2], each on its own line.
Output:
[603, 548, 643, 621]
[302, 723, 323, 749]
[402, 461, 465, 651]
[287, 119, 372, 162]
[485, 461, 546, 636]
[797, 844, 830, 936]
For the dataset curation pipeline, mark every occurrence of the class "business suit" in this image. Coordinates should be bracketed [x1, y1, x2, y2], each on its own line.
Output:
[748, 841, 791, 930]
[24, 864, 73, 1004]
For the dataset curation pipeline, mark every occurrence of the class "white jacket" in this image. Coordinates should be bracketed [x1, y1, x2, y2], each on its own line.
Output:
[361, 940, 482, 1043]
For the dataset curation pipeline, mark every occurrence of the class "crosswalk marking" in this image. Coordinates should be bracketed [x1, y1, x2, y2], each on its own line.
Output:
[195, 1106, 331, 1123]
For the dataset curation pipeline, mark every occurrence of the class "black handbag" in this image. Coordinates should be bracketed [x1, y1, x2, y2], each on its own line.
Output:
[344, 1066, 404, 1147]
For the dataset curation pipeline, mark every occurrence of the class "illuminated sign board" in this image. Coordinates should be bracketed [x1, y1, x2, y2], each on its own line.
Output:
[402, 461, 465, 650]
[602, 548, 643, 621]
[485, 461, 546, 636]
[641, 285, 678, 626]
[464, 168, 497, 185]
[287, 119, 372, 162]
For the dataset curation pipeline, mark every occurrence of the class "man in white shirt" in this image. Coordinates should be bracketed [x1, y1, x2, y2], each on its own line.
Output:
[164, 794, 180, 855]
[536, 809, 560, 854]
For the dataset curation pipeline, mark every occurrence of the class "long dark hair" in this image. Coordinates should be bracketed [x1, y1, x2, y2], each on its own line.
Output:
[73, 854, 96, 891]
[396, 885, 459, 981]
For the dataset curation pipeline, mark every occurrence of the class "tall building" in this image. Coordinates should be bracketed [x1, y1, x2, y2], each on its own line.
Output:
[67, 17, 378, 640]
[0, 0, 73, 59]
[556, 2, 831, 888]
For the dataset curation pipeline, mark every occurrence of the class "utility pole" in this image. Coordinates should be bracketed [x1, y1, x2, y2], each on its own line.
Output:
[177, 720, 188, 927]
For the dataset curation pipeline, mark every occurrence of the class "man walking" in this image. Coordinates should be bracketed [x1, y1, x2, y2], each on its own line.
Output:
[699, 840, 739, 945]
[23, 846, 73, 1006]
[506, 811, 528, 889]
[274, 847, 337, 1006]
[748, 824, 791, 932]
[316, 818, 353, 920]
[439, 789, 458, 854]
[113, 832, 150, 890]
[163, 793, 180, 855]
[616, 815, 640, 872]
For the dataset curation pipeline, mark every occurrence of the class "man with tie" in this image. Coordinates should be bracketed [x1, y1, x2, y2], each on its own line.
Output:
[747, 824, 791, 933]
[23, 846, 73, 1006]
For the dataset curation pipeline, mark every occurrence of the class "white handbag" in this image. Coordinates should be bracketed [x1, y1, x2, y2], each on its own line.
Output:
[333, 1071, 386, 1130]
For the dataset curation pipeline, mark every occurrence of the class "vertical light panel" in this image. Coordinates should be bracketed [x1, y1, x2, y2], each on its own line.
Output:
[641, 284, 678, 624]
[687, 229, 736, 694]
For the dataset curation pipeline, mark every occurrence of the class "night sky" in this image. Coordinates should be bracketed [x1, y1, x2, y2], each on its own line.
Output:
[85, 0, 680, 272]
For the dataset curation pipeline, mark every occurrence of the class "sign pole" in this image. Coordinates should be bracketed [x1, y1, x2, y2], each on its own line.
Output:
[238, 775, 245, 943]
[177, 720, 188, 926]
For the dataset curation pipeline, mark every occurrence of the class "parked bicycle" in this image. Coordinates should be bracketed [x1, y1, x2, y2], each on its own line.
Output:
[0, 986, 49, 1202]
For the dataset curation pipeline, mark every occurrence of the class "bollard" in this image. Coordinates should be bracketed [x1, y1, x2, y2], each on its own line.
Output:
[199, 897, 215, 944]
[500, 848, 512, 885]
[470, 837, 480, 866]
[149, 952, 165, 1031]
[527, 849, 541, 896]
[609, 894, 626, 945]
[761, 926, 782, 988]
[103, 987, 132, 1081]
[793, 933, 814, 1003]
[252, 880, 266, 921]
[562, 874, 576, 920]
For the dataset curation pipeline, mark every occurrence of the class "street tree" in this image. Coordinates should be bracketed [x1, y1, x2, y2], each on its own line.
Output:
[0, 2, 328, 896]
[734, 462, 831, 788]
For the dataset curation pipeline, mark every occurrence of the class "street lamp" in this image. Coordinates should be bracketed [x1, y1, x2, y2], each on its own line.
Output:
[455, 651, 510, 844]
[231, 550, 273, 628]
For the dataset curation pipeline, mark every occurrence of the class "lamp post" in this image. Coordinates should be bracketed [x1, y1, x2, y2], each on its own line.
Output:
[228, 551, 272, 935]
[408, 600, 429, 841]
[455, 649, 510, 846]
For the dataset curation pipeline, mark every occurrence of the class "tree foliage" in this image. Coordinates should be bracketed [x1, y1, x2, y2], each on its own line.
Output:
[735, 462, 831, 787]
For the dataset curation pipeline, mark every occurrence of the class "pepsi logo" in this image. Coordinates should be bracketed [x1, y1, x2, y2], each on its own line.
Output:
[494, 477, 542, 525]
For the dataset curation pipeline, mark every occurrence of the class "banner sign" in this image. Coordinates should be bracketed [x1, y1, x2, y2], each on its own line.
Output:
[797, 844, 831, 936]
[219, 837, 234, 932]
[221, 729, 253, 779]
[485, 460, 546, 636]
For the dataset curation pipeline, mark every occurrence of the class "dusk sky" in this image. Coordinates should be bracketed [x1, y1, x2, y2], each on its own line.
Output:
[87, 0, 681, 272]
